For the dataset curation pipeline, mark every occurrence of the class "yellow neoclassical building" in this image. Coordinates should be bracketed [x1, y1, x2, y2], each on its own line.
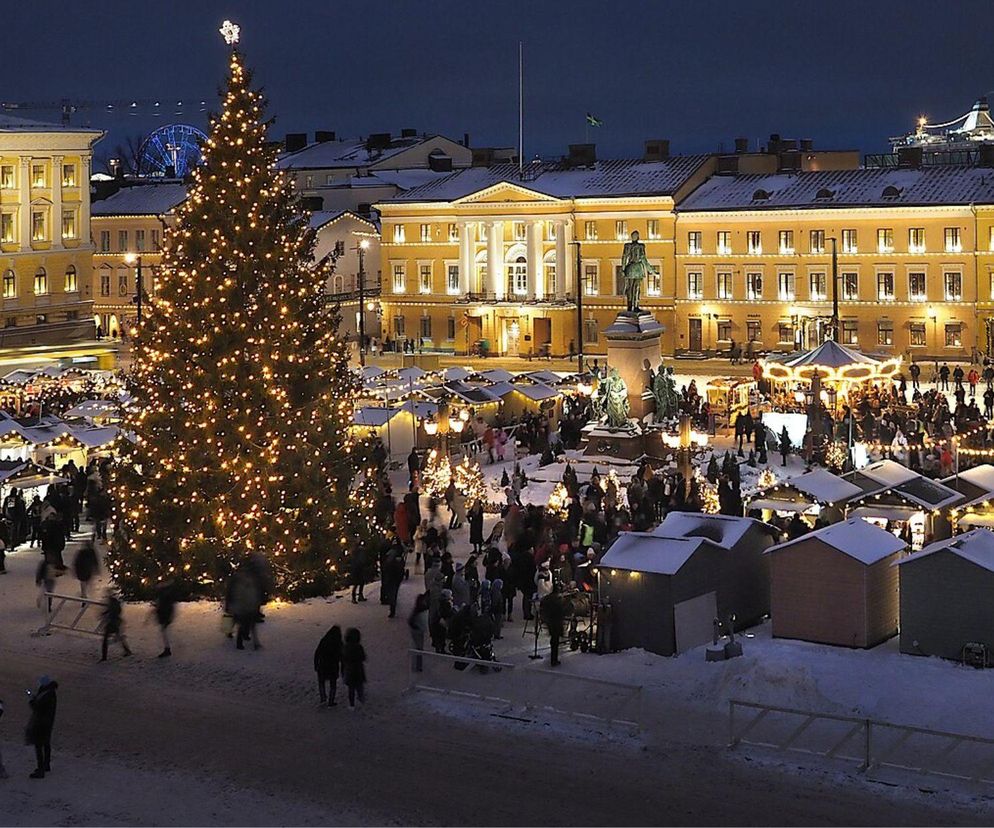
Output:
[674, 165, 994, 359]
[375, 148, 715, 357]
[0, 114, 102, 345]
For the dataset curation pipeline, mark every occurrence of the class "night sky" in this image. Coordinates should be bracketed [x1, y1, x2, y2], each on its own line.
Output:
[11, 0, 994, 162]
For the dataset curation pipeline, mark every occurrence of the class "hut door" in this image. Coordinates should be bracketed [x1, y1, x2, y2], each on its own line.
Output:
[674, 591, 717, 654]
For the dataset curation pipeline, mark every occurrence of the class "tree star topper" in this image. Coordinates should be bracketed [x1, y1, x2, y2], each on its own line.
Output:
[219, 19, 240, 45]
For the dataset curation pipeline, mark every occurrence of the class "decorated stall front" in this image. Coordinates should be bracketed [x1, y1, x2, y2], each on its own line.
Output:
[747, 467, 862, 526]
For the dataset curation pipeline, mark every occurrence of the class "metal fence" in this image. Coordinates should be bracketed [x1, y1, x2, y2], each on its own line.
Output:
[409, 649, 643, 731]
[729, 699, 994, 786]
[36, 591, 107, 637]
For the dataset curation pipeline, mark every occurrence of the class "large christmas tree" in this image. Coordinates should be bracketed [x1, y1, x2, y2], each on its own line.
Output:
[108, 28, 370, 600]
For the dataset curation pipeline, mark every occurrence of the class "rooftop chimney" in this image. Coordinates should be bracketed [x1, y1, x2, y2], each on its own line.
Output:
[800, 138, 813, 152]
[979, 144, 994, 168]
[315, 130, 336, 143]
[643, 139, 671, 161]
[284, 132, 308, 153]
[400, 128, 417, 139]
[568, 143, 597, 168]
[463, 132, 471, 148]
[734, 137, 749, 154]
[897, 146, 923, 169]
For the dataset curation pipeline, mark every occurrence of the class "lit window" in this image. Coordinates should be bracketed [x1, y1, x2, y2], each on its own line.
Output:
[2, 270, 14, 298]
[583, 318, 599, 344]
[778, 230, 794, 255]
[877, 320, 893, 346]
[393, 225, 405, 243]
[31, 164, 45, 188]
[877, 228, 893, 254]
[910, 323, 926, 346]
[944, 227, 962, 253]
[61, 210, 76, 240]
[584, 221, 597, 240]
[118, 269, 128, 296]
[841, 229, 857, 253]
[944, 271, 962, 301]
[513, 222, 526, 241]
[646, 261, 661, 296]
[687, 231, 702, 254]
[909, 227, 926, 253]
[31, 211, 46, 241]
[746, 320, 761, 342]
[448, 223, 458, 242]
[716, 231, 731, 255]
[419, 263, 432, 294]
[990, 226, 994, 253]
[778, 323, 794, 344]
[616, 221, 628, 240]
[746, 272, 763, 300]
[447, 317, 456, 340]
[777, 272, 795, 301]
[509, 257, 527, 295]
[100, 231, 111, 252]
[446, 264, 460, 294]
[809, 230, 825, 254]
[842, 272, 858, 301]
[583, 263, 599, 295]
[118, 230, 128, 252]
[61, 164, 76, 187]
[64, 265, 77, 292]
[877, 272, 895, 301]
[33, 268, 47, 295]
[945, 323, 962, 348]
[809, 272, 826, 301]
[420, 224, 432, 242]
[647, 220, 660, 240]
[135, 229, 145, 251]
[687, 271, 703, 299]
[717, 320, 731, 342]
[909, 272, 926, 301]
[842, 320, 858, 345]
[100, 271, 111, 296]
[0, 166, 13, 189]
[545, 262, 557, 295]
[393, 316, 405, 337]
[0, 213, 13, 244]
[392, 263, 406, 293]
[420, 316, 431, 339]
[151, 229, 160, 251]
[717, 272, 732, 299]
[747, 231, 761, 254]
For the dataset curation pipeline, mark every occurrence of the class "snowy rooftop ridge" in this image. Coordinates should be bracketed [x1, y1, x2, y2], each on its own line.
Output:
[598, 532, 710, 576]
[91, 183, 188, 216]
[898, 528, 994, 573]
[652, 511, 766, 549]
[768, 517, 906, 564]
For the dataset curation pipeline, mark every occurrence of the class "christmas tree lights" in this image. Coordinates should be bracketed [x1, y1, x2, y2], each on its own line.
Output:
[106, 30, 371, 600]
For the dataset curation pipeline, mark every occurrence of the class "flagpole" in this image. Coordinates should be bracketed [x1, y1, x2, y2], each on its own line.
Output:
[518, 41, 523, 174]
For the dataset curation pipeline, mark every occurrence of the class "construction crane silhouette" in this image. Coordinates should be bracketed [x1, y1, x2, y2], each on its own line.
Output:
[0, 98, 208, 127]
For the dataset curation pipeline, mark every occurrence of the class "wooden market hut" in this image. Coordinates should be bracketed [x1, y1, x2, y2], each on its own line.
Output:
[768, 518, 906, 648]
[842, 458, 964, 547]
[940, 464, 994, 533]
[897, 528, 994, 662]
[598, 513, 777, 656]
[747, 467, 861, 525]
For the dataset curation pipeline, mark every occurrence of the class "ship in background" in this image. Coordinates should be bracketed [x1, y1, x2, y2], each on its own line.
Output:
[866, 96, 994, 167]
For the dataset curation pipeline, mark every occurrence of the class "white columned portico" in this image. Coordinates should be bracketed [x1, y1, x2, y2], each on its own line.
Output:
[554, 220, 567, 300]
[527, 220, 543, 300]
[18, 157, 31, 252]
[487, 220, 504, 299]
[51, 155, 63, 250]
[458, 221, 473, 295]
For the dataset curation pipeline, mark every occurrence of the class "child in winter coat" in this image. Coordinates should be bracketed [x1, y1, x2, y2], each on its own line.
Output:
[341, 627, 367, 708]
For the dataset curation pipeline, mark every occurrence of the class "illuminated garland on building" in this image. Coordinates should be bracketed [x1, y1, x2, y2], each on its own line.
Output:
[106, 37, 372, 600]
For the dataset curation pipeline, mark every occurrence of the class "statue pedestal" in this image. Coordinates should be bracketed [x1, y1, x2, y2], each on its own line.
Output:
[605, 311, 664, 421]
[580, 422, 646, 460]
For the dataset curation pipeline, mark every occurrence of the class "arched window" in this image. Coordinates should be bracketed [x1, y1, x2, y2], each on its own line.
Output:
[33, 267, 47, 296]
[99, 265, 112, 297]
[64, 265, 77, 293]
[474, 249, 487, 294]
[543, 249, 557, 296]
[333, 274, 344, 294]
[2, 269, 14, 299]
[508, 255, 527, 296]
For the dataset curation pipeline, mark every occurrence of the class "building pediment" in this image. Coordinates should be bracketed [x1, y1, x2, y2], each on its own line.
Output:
[453, 181, 561, 205]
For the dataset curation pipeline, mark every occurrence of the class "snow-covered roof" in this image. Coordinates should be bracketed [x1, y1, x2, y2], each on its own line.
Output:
[898, 529, 994, 573]
[389, 156, 712, 203]
[91, 183, 187, 216]
[678, 166, 994, 211]
[510, 383, 559, 402]
[2, 369, 36, 384]
[308, 209, 378, 231]
[859, 459, 920, 488]
[441, 367, 472, 382]
[62, 400, 120, 420]
[652, 511, 763, 549]
[277, 134, 466, 172]
[944, 464, 994, 497]
[353, 407, 401, 427]
[0, 113, 102, 135]
[360, 366, 386, 380]
[788, 468, 863, 504]
[478, 368, 515, 383]
[397, 400, 438, 419]
[349, 169, 455, 191]
[396, 366, 426, 381]
[769, 517, 906, 564]
[524, 370, 565, 386]
[67, 425, 120, 448]
[599, 532, 710, 576]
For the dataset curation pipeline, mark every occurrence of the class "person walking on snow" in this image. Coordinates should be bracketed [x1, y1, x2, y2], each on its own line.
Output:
[342, 627, 367, 708]
[153, 581, 177, 658]
[100, 592, 132, 661]
[72, 540, 99, 598]
[25, 676, 57, 779]
[313, 625, 343, 706]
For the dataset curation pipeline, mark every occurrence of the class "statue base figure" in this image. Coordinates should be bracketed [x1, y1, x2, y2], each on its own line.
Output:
[605, 310, 664, 421]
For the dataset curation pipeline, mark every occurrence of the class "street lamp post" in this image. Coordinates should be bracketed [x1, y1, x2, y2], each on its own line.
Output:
[124, 252, 145, 325]
[353, 238, 370, 367]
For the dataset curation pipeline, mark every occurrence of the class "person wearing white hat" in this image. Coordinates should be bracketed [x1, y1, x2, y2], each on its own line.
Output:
[534, 559, 554, 600]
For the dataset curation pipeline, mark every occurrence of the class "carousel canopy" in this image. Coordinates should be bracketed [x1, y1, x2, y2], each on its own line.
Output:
[763, 340, 901, 383]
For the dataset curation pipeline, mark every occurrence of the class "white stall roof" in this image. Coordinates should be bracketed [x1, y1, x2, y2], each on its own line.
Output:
[353, 407, 401, 427]
[653, 511, 761, 549]
[898, 529, 994, 573]
[512, 383, 559, 401]
[749, 498, 815, 514]
[63, 400, 120, 420]
[441, 367, 472, 382]
[849, 505, 920, 522]
[599, 532, 710, 576]
[955, 513, 994, 529]
[956, 464, 994, 492]
[769, 517, 905, 564]
[789, 468, 862, 503]
[396, 366, 426, 381]
[478, 368, 515, 383]
[859, 459, 919, 488]
[398, 400, 439, 419]
[360, 366, 386, 380]
[68, 426, 120, 448]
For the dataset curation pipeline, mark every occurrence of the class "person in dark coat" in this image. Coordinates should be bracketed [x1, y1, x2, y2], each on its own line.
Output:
[341, 627, 366, 708]
[153, 581, 177, 658]
[25, 676, 57, 778]
[313, 626, 343, 706]
[381, 547, 406, 618]
[509, 545, 536, 621]
[540, 591, 566, 667]
[468, 500, 485, 553]
[407, 447, 420, 487]
[39, 514, 66, 571]
[72, 541, 99, 598]
[779, 426, 792, 467]
[349, 546, 368, 603]
[100, 592, 132, 661]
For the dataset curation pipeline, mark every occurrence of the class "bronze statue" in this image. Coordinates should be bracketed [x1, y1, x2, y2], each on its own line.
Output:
[621, 230, 657, 314]
[603, 367, 630, 429]
[652, 365, 680, 422]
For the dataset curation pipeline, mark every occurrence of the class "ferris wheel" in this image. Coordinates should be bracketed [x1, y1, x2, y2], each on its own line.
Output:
[137, 123, 207, 178]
